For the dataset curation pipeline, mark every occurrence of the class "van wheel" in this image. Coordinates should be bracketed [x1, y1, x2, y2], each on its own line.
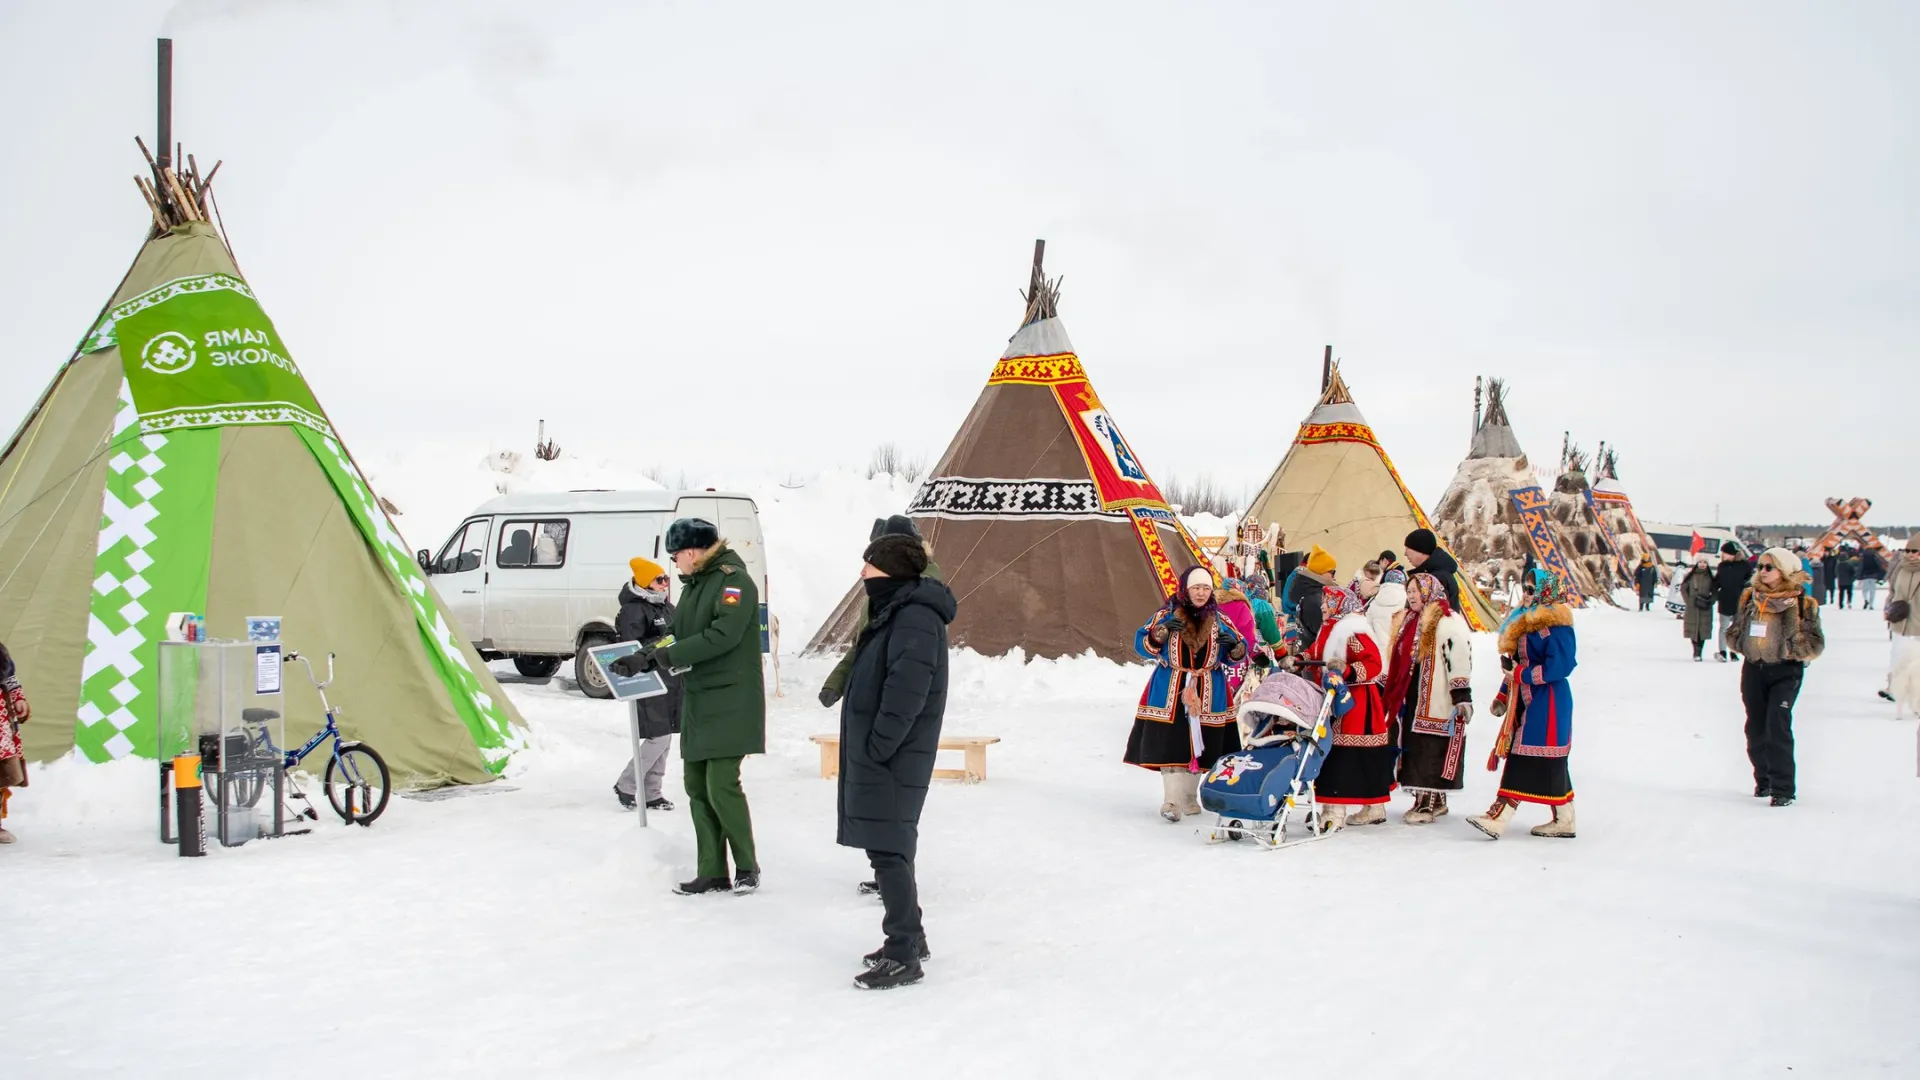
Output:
[513, 656, 561, 680]
[575, 635, 615, 698]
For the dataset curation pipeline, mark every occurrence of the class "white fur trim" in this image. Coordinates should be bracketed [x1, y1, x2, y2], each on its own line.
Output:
[1322, 613, 1379, 678]
[1366, 581, 1408, 647]
[1891, 635, 1920, 712]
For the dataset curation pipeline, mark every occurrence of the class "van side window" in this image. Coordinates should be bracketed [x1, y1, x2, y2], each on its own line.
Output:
[499, 519, 570, 569]
[435, 519, 488, 574]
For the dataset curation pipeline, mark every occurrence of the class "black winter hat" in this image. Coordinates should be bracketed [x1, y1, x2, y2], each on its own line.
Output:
[665, 517, 720, 554]
[1404, 528, 1439, 556]
[869, 514, 923, 542]
[863, 534, 929, 579]
[1720, 541, 1741, 556]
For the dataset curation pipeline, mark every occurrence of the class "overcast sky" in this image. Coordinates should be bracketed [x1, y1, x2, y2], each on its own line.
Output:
[3, 0, 1915, 526]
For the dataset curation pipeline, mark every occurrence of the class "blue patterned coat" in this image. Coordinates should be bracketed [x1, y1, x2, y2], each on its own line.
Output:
[1503, 612, 1576, 755]
[1134, 611, 1243, 725]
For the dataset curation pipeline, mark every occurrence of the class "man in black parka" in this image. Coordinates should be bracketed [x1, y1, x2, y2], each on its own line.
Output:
[1713, 543, 1755, 661]
[837, 532, 955, 991]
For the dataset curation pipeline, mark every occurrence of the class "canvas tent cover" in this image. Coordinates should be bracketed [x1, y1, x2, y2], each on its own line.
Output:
[808, 314, 1209, 662]
[1244, 370, 1497, 631]
[0, 222, 523, 784]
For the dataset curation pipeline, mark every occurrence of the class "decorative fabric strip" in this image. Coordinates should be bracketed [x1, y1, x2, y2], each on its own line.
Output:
[905, 477, 1121, 521]
[1580, 488, 1624, 559]
[1511, 742, 1571, 758]
[141, 402, 332, 439]
[1509, 486, 1587, 606]
[1333, 731, 1393, 748]
[82, 273, 259, 352]
[1128, 509, 1183, 599]
[986, 353, 1086, 385]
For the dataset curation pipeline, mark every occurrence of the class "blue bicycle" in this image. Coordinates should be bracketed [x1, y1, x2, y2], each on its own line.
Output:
[224, 652, 390, 826]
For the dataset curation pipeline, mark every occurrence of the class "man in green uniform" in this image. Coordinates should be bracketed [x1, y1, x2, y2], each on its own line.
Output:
[613, 517, 764, 895]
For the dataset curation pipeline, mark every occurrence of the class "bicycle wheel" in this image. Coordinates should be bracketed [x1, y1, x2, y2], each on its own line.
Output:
[324, 742, 391, 826]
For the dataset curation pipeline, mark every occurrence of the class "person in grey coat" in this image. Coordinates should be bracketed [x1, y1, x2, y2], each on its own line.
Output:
[1681, 556, 1717, 661]
[837, 532, 956, 990]
[611, 558, 683, 811]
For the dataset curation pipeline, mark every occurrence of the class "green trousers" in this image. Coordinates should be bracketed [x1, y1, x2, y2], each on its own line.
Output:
[684, 756, 757, 878]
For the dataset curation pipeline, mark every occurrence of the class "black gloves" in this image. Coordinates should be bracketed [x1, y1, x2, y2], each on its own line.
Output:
[818, 685, 842, 708]
[1501, 654, 1515, 673]
[608, 647, 659, 678]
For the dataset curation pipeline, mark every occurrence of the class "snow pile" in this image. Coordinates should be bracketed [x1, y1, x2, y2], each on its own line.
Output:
[9, 607, 1920, 1074]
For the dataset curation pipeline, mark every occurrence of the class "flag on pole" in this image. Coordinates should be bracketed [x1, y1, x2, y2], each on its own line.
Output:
[1690, 531, 1706, 555]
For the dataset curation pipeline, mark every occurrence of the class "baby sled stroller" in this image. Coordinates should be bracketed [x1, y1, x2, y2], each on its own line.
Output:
[1199, 670, 1335, 849]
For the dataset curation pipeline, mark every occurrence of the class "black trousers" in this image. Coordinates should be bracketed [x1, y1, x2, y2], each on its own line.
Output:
[1741, 660, 1803, 797]
[1838, 581, 1854, 607]
[867, 849, 924, 964]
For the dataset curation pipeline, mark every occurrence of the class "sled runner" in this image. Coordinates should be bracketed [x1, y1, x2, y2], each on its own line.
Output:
[1198, 671, 1336, 850]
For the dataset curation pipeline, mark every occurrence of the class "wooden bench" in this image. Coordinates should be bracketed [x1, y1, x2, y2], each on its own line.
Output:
[809, 735, 1001, 783]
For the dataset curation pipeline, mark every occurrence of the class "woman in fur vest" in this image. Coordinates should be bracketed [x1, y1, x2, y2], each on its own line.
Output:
[0, 641, 32, 844]
[1309, 585, 1393, 832]
[1128, 567, 1246, 822]
[1383, 572, 1473, 824]
[1725, 547, 1825, 806]
[1472, 568, 1577, 839]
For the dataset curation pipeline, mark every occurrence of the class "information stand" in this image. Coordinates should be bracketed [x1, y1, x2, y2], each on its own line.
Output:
[157, 639, 289, 849]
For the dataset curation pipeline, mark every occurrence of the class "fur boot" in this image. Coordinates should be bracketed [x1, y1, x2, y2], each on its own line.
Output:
[1530, 800, 1577, 838]
[1318, 803, 1348, 834]
[1429, 792, 1450, 819]
[1466, 797, 1518, 840]
[1159, 768, 1182, 823]
[1349, 803, 1387, 826]
[1178, 770, 1203, 816]
[1402, 792, 1435, 825]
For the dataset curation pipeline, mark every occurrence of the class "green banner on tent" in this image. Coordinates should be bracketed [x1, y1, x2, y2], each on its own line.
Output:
[96, 273, 332, 437]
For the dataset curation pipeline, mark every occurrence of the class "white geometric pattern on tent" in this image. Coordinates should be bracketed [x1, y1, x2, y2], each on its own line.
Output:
[79, 389, 164, 760]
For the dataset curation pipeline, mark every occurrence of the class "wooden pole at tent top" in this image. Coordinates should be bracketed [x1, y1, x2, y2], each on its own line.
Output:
[156, 39, 173, 171]
[1321, 345, 1332, 394]
[1474, 376, 1483, 435]
[1030, 238, 1045, 293]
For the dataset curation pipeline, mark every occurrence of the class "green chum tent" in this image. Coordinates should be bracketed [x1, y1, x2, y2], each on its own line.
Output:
[0, 149, 523, 786]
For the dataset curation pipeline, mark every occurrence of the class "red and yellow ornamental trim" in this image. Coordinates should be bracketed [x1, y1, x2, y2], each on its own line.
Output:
[987, 353, 1085, 385]
[1129, 509, 1182, 598]
[1295, 420, 1490, 631]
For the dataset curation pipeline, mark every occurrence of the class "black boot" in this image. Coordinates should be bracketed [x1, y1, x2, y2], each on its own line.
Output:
[614, 786, 635, 810]
[1753, 783, 1770, 798]
[644, 797, 674, 811]
[673, 876, 733, 895]
[1770, 794, 1795, 807]
[863, 938, 932, 969]
[853, 958, 924, 990]
[732, 870, 760, 895]
[857, 880, 880, 896]
[1692, 641, 1705, 662]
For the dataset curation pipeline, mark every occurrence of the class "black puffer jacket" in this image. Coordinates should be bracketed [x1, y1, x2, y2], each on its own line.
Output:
[615, 583, 682, 737]
[836, 578, 956, 857]
[1714, 557, 1754, 616]
[1418, 547, 1466, 614]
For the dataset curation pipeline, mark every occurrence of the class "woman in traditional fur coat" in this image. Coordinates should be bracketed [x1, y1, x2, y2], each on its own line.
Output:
[0, 641, 32, 844]
[1383, 572, 1473, 824]
[1471, 568, 1577, 840]
[1725, 548, 1825, 805]
[1681, 556, 1718, 662]
[1308, 585, 1393, 831]
[1357, 562, 1409, 648]
[1129, 567, 1246, 822]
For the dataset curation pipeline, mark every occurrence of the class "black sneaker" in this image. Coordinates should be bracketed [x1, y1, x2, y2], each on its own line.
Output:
[1770, 794, 1795, 807]
[673, 876, 732, 895]
[732, 870, 760, 895]
[853, 958, 923, 990]
[857, 880, 880, 896]
[863, 938, 931, 969]
[1754, 784, 1770, 798]
[644, 797, 674, 811]
[614, 787, 636, 810]
[1879, 690, 1896, 702]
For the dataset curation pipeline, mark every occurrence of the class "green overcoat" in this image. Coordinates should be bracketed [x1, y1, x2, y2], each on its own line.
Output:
[661, 545, 765, 761]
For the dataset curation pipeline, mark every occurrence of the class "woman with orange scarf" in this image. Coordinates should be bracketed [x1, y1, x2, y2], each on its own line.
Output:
[1724, 547, 1825, 806]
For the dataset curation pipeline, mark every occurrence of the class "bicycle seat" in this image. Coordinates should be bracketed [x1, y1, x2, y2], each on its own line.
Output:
[242, 708, 281, 724]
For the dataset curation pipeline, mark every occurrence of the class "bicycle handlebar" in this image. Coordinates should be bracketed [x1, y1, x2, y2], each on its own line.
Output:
[282, 650, 336, 689]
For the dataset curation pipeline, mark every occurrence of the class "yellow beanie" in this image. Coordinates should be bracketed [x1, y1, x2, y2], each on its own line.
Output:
[1306, 544, 1336, 576]
[630, 556, 668, 584]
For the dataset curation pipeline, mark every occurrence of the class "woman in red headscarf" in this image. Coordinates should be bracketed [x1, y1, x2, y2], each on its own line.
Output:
[1309, 584, 1393, 832]
[1383, 571, 1474, 824]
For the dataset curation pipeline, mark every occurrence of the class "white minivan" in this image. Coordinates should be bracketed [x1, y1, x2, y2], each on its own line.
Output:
[417, 490, 768, 698]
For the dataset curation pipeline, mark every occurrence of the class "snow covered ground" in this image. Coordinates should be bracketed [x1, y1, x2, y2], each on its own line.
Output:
[11, 602, 1919, 1076]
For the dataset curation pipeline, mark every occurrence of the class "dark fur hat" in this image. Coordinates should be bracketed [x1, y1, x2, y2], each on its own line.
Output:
[665, 517, 720, 554]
